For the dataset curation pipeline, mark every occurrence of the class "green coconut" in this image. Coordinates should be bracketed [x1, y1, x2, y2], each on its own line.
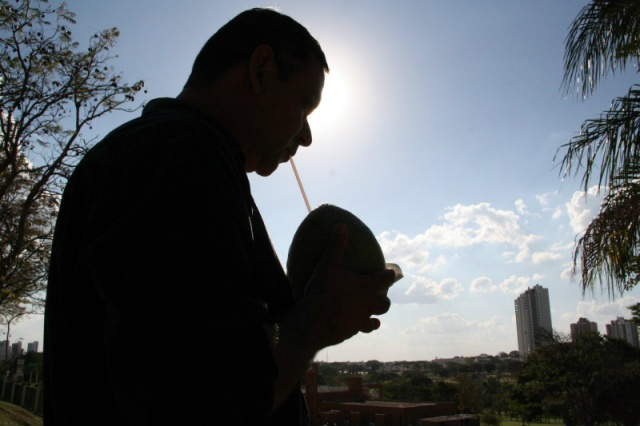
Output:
[286, 204, 389, 300]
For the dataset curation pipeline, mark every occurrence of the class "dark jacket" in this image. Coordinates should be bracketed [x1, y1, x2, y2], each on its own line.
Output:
[44, 98, 307, 425]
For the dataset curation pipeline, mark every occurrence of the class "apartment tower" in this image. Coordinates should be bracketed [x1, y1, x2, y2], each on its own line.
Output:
[606, 317, 639, 348]
[514, 284, 553, 358]
[570, 317, 598, 342]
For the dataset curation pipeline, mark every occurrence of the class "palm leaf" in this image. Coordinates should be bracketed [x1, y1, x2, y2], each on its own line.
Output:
[563, 0, 640, 98]
[556, 84, 640, 191]
[573, 161, 640, 297]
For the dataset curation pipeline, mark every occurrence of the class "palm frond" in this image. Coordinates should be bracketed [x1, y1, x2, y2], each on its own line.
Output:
[563, 0, 640, 97]
[573, 161, 640, 298]
[556, 84, 640, 191]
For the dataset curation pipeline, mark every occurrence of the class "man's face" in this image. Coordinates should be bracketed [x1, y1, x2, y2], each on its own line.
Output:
[252, 58, 325, 176]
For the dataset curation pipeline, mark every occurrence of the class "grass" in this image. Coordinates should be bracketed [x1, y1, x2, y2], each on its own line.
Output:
[501, 421, 564, 426]
[0, 401, 42, 426]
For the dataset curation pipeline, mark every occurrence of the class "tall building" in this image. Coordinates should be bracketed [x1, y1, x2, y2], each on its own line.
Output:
[570, 317, 598, 342]
[0, 340, 8, 360]
[514, 284, 553, 358]
[10, 341, 23, 359]
[27, 341, 39, 353]
[606, 317, 639, 348]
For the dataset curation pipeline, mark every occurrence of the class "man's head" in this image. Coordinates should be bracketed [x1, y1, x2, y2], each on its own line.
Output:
[180, 8, 329, 176]
[184, 8, 329, 89]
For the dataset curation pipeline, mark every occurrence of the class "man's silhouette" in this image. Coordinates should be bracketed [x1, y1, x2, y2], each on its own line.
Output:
[44, 8, 394, 425]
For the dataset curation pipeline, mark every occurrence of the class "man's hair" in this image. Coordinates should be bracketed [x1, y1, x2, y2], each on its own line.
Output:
[184, 8, 329, 88]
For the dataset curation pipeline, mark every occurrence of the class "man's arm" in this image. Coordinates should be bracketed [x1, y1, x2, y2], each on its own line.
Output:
[267, 223, 394, 408]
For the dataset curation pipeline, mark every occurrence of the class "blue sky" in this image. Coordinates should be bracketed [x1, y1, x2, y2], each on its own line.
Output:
[10, 0, 640, 361]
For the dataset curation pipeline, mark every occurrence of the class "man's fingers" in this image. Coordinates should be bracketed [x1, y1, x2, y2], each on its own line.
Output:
[371, 295, 391, 316]
[369, 268, 396, 293]
[360, 317, 381, 334]
[321, 223, 348, 266]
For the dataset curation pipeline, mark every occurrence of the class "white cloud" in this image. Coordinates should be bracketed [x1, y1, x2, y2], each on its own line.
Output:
[423, 203, 540, 262]
[399, 313, 518, 357]
[561, 263, 574, 280]
[378, 231, 431, 271]
[418, 255, 447, 274]
[390, 275, 463, 304]
[574, 295, 640, 325]
[403, 313, 505, 335]
[498, 275, 534, 294]
[535, 191, 559, 207]
[515, 199, 529, 215]
[535, 193, 550, 207]
[470, 276, 497, 293]
[532, 273, 545, 281]
[551, 241, 574, 251]
[379, 202, 541, 270]
[566, 186, 605, 234]
[552, 206, 563, 220]
[532, 251, 563, 264]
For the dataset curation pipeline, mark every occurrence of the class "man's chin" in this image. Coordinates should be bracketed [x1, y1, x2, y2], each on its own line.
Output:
[255, 164, 278, 177]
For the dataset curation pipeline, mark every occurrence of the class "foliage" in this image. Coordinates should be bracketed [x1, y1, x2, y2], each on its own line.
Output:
[563, 0, 640, 98]
[480, 410, 500, 426]
[556, 0, 640, 296]
[456, 373, 483, 414]
[517, 333, 640, 426]
[0, 350, 43, 380]
[0, 0, 144, 312]
[382, 370, 435, 402]
[0, 303, 29, 363]
[629, 301, 640, 325]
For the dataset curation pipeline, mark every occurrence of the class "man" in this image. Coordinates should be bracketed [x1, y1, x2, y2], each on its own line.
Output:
[44, 8, 394, 426]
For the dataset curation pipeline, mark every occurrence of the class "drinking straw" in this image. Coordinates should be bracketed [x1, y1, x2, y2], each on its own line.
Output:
[290, 157, 311, 213]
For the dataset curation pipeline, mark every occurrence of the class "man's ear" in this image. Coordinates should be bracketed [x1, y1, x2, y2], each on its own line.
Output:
[249, 44, 277, 94]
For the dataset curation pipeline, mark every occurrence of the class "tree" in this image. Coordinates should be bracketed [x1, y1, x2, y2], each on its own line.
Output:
[0, 303, 25, 363]
[556, 0, 640, 297]
[0, 0, 145, 313]
[629, 301, 640, 324]
[455, 374, 482, 414]
[365, 359, 383, 373]
[517, 333, 640, 426]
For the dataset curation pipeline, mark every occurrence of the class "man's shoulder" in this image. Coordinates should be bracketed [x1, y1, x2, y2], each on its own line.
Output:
[105, 98, 231, 152]
[79, 98, 243, 176]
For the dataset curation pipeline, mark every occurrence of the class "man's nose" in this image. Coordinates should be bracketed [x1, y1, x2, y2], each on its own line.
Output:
[297, 118, 312, 147]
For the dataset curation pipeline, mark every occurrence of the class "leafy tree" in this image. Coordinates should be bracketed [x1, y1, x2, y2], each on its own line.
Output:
[0, 303, 28, 363]
[382, 370, 434, 402]
[455, 374, 482, 414]
[481, 377, 504, 421]
[480, 410, 500, 426]
[556, 0, 640, 296]
[365, 359, 382, 373]
[430, 380, 457, 404]
[629, 301, 640, 324]
[0, 0, 145, 312]
[517, 333, 640, 426]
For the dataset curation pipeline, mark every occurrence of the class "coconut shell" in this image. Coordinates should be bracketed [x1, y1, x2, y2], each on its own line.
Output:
[286, 204, 388, 300]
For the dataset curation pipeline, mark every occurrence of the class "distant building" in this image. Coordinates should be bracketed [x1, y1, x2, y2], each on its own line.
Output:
[514, 284, 553, 358]
[10, 341, 23, 359]
[27, 341, 39, 353]
[606, 317, 639, 348]
[304, 363, 478, 426]
[0, 340, 8, 360]
[570, 317, 598, 342]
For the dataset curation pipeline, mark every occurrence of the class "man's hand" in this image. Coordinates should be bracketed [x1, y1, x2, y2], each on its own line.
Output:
[302, 222, 394, 348]
[268, 223, 394, 410]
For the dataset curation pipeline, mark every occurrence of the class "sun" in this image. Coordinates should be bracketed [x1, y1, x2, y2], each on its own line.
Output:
[308, 66, 351, 135]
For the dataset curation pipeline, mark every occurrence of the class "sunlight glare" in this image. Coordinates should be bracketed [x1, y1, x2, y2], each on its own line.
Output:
[309, 67, 350, 134]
